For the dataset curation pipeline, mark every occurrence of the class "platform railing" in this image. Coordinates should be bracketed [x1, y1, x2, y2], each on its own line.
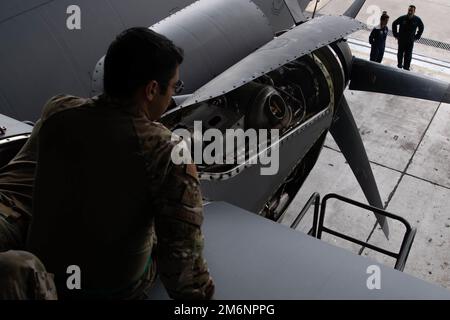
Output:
[288, 192, 417, 271]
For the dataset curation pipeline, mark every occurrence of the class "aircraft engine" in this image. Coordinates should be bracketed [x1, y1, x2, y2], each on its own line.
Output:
[162, 52, 333, 180]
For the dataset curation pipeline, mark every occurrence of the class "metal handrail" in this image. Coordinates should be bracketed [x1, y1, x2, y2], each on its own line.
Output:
[290, 192, 320, 237]
[318, 193, 417, 271]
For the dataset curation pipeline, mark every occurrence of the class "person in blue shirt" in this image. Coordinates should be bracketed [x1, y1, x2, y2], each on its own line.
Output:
[392, 5, 425, 71]
[369, 12, 389, 63]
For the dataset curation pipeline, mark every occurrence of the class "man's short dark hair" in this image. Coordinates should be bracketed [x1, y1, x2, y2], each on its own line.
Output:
[409, 5, 416, 10]
[104, 27, 184, 99]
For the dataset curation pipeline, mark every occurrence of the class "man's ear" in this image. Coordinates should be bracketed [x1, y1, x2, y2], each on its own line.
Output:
[145, 80, 159, 102]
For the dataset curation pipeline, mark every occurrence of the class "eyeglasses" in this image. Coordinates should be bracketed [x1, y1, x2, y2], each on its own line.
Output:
[174, 80, 184, 94]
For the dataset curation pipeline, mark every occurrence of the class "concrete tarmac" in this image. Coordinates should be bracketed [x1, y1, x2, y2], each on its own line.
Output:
[282, 0, 450, 290]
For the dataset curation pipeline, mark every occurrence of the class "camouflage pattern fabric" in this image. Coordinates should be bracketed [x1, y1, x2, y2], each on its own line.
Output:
[0, 95, 99, 300]
[0, 94, 88, 251]
[0, 250, 57, 300]
[26, 95, 214, 300]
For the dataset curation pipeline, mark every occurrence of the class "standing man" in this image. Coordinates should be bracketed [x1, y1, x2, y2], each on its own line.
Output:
[26, 27, 214, 300]
[369, 11, 390, 63]
[392, 5, 424, 71]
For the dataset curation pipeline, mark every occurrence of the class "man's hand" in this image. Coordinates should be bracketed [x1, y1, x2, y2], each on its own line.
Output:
[414, 35, 421, 41]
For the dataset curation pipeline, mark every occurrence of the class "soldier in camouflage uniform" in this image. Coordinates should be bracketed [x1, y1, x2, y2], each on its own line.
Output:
[26, 27, 214, 300]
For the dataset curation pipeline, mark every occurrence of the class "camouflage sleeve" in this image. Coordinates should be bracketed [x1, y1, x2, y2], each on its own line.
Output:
[154, 163, 215, 300]
[0, 251, 58, 300]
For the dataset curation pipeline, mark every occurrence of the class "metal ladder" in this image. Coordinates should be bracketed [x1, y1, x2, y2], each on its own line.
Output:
[284, 193, 417, 272]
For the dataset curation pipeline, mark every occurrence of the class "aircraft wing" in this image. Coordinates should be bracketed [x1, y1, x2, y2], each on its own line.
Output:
[148, 201, 450, 299]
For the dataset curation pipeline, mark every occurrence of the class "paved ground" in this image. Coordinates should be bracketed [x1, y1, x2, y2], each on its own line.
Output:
[281, 0, 450, 290]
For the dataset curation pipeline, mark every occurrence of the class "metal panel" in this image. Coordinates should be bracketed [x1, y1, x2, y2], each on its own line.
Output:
[37, 0, 125, 92]
[284, 0, 307, 23]
[350, 58, 450, 104]
[1, 0, 204, 119]
[200, 107, 333, 213]
[0, 11, 88, 121]
[0, 1, 25, 22]
[181, 15, 364, 107]
[108, 0, 196, 28]
[93, 0, 274, 95]
[0, 0, 51, 23]
[0, 114, 33, 140]
[252, 0, 296, 33]
[149, 0, 273, 93]
[149, 201, 450, 300]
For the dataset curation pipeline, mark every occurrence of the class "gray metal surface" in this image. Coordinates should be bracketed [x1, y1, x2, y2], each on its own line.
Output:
[0, 0, 196, 121]
[0, 0, 50, 23]
[298, 0, 312, 12]
[0, 114, 33, 141]
[93, 0, 274, 96]
[200, 107, 333, 213]
[284, 0, 307, 24]
[252, 0, 295, 34]
[149, 201, 450, 299]
[181, 15, 364, 107]
[330, 97, 389, 237]
[350, 58, 450, 104]
[343, 0, 366, 19]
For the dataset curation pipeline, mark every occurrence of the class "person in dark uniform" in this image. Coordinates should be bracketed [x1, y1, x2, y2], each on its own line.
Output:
[369, 12, 390, 63]
[392, 5, 424, 71]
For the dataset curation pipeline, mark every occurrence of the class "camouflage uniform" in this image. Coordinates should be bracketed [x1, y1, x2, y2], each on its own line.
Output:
[0, 250, 57, 300]
[0, 95, 86, 252]
[26, 95, 214, 300]
[0, 109, 59, 299]
[0, 119, 41, 251]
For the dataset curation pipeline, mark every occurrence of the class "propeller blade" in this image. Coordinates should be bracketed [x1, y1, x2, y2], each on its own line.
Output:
[298, 0, 313, 12]
[330, 96, 389, 237]
[350, 58, 450, 103]
[344, 0, 367, 18]
[284, 0, 307, 24]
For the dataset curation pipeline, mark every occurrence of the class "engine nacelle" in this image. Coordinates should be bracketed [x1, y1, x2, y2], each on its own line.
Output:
[92, 0, 274, 96]
[162, 52, 333, 174]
